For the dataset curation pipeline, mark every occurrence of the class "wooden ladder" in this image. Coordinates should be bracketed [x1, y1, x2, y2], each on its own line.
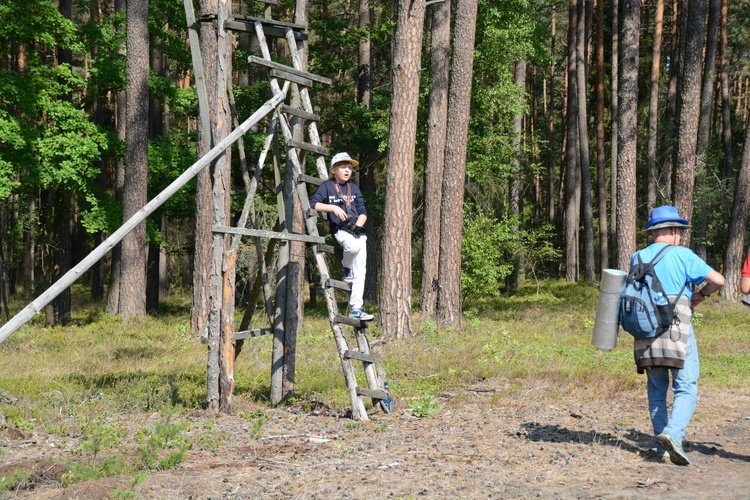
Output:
[227, 18, 390, 420]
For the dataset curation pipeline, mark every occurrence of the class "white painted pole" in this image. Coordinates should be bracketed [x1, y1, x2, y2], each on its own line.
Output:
[0, 93, 285, 344]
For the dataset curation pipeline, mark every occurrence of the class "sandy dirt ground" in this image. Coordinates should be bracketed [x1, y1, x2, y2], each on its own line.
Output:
[2, 386, 749, 499]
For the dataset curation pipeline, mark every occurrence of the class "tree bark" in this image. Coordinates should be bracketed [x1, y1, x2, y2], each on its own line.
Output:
[421, 0, 450, 316]
[379, 0, 426, 338]
[564, 0, 580, 281]
[357, 0, 378, 304]
[436, 0, 478, 327]
[647, 0, 664, 210]
[673, 0, 706, 247]
[723, 116, 750, 301]
[616, 0, 640, 270]
[595, 0, 608, 271]
[509, 60, 526, 293]
[192, 0, 218, 337]
[547, 6, 556, 227]
[696, 0, 720, 178]
[718, 0, 733, 177]
[609, 0, 619, 265]
[577, 0, 595, 281]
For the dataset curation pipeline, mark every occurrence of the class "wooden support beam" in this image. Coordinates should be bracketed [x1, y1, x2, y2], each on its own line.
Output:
[234, 328, 273, 340]
[0, 93, 286, 344]
[344, 350, 377, 363]
[356, 387, 389, 400]
[326, 278, 352, 292]
[270, 69, 312, 88]
[224, 19, 307, 40]
[248, 56, 331, 85]
[298, 174, 324, 186]
[233, 14, 305, 31]
[281, 105, 320, 122]
[334, 314, 370, 328]
[212, 225, 325, 244]
[287, 139, 329, 156]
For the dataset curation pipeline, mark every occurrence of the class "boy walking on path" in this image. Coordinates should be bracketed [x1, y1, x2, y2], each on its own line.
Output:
[632, 206, 725, 465]
[310, 152, 373, 321]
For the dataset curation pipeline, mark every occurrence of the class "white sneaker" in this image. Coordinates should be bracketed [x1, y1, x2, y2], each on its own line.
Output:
[349, 309, 374, 321]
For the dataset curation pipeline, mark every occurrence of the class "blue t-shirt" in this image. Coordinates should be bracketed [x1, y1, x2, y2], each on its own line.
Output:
[630, 243, 713, 298]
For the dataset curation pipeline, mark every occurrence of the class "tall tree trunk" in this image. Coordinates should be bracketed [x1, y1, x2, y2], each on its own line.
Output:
[509, 60, 526, 293]
[696, 0, 720, 176]
[673, 0, 706, 247]
[616, 0, 640, 270]
[146, 42, 166, 313]
[564, 0, 580, 281]
[192, 0, 218, 337]
[90, 0, 106, 302]
[647, 0, 664, 210]
[421, 0, 450, 316]
[357, 0, 378, 304]
[547, 6, 556, 227]
[595, 0, 608, 271]
[577, 0, 595, 281]
[723, 116, 750, 300]
[609, 0, 619, 264]
[379, 0, 426, 339]
[718, 0, 732, 177]
[120, 0, 149, 320]
[436, 0, 478, 327]
[663, 0, 681, 202]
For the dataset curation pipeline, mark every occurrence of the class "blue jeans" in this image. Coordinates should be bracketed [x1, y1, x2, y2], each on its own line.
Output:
[646, 328, 699, 451]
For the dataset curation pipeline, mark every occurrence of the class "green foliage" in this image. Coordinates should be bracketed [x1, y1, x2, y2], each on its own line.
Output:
[461, 211, 518, 305]
[0, 469, 31, 493]
[77, 419, 125, 458]
[408, 394, 441, 418]
[136, 418, 190, 471]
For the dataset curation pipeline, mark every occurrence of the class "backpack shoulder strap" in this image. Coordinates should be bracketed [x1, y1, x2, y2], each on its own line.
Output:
[648, 244, 674, 266]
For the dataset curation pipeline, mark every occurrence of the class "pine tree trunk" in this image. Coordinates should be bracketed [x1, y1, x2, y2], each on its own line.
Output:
[120, 0, 149, 320]
[595, 0, 608, 271]
[719, 0, 733, 176]
[509, 60, 526, 293]
[577, 0, 595, 281]
[674, 0, 706, 247]
[379, 0, 426, 338]
[357, 0, 378, 304]
[609, 0, 619, 266]
[616, 0, 640, 270]
[723, 117, 750, 301]
[564, 0, 580, 281]
[647, 0, 664, 210]
[436, 0, 478, 327]
[421, 0, 450, 316]
[696, 0, 720, 177]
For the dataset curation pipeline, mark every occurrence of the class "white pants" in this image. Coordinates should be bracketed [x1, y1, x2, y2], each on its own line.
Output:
[334, 231, 367, 310]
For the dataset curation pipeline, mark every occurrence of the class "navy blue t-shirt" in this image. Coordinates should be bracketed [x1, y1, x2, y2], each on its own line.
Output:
[309, 180, 367, 234]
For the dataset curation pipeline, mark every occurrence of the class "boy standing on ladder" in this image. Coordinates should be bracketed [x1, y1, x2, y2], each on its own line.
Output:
[310, 152, 374, 321]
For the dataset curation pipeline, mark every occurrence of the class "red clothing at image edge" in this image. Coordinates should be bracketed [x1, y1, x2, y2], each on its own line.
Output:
[743, 252, 750, 278]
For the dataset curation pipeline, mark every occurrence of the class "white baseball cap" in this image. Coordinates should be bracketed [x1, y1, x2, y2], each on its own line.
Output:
[330, 152, 359, 168]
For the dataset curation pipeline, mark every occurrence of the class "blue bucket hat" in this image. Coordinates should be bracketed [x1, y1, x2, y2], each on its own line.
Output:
[644, 205, 691, 233]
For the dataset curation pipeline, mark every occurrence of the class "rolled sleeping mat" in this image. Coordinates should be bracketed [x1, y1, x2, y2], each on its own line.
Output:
[592, 269, 628, 351]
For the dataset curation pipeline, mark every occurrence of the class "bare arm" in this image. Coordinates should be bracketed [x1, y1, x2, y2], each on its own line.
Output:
[741, 276, 750, 294]
[691, 269, 726, 307]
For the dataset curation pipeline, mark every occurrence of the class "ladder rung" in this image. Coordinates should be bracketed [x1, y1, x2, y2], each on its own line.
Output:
[306, 208, 327, 220]
[356, 387, 389, 400]
[248, 56, 332, 85]
[298, 174, 324, 187]
[282, 105, 320, 122]
[344, 350, 377, 363]
[224, 20, 308, 40]
[233, 328, 273, 340]
[232, 14, 306, 31]
[335, 314, 371, 327]
[270, 69, 312, 88]
[212, 225, 324, 244]
[287, 139, 329, 156]
[326, 278, 352, 292]
[315, 244, 335, 254]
